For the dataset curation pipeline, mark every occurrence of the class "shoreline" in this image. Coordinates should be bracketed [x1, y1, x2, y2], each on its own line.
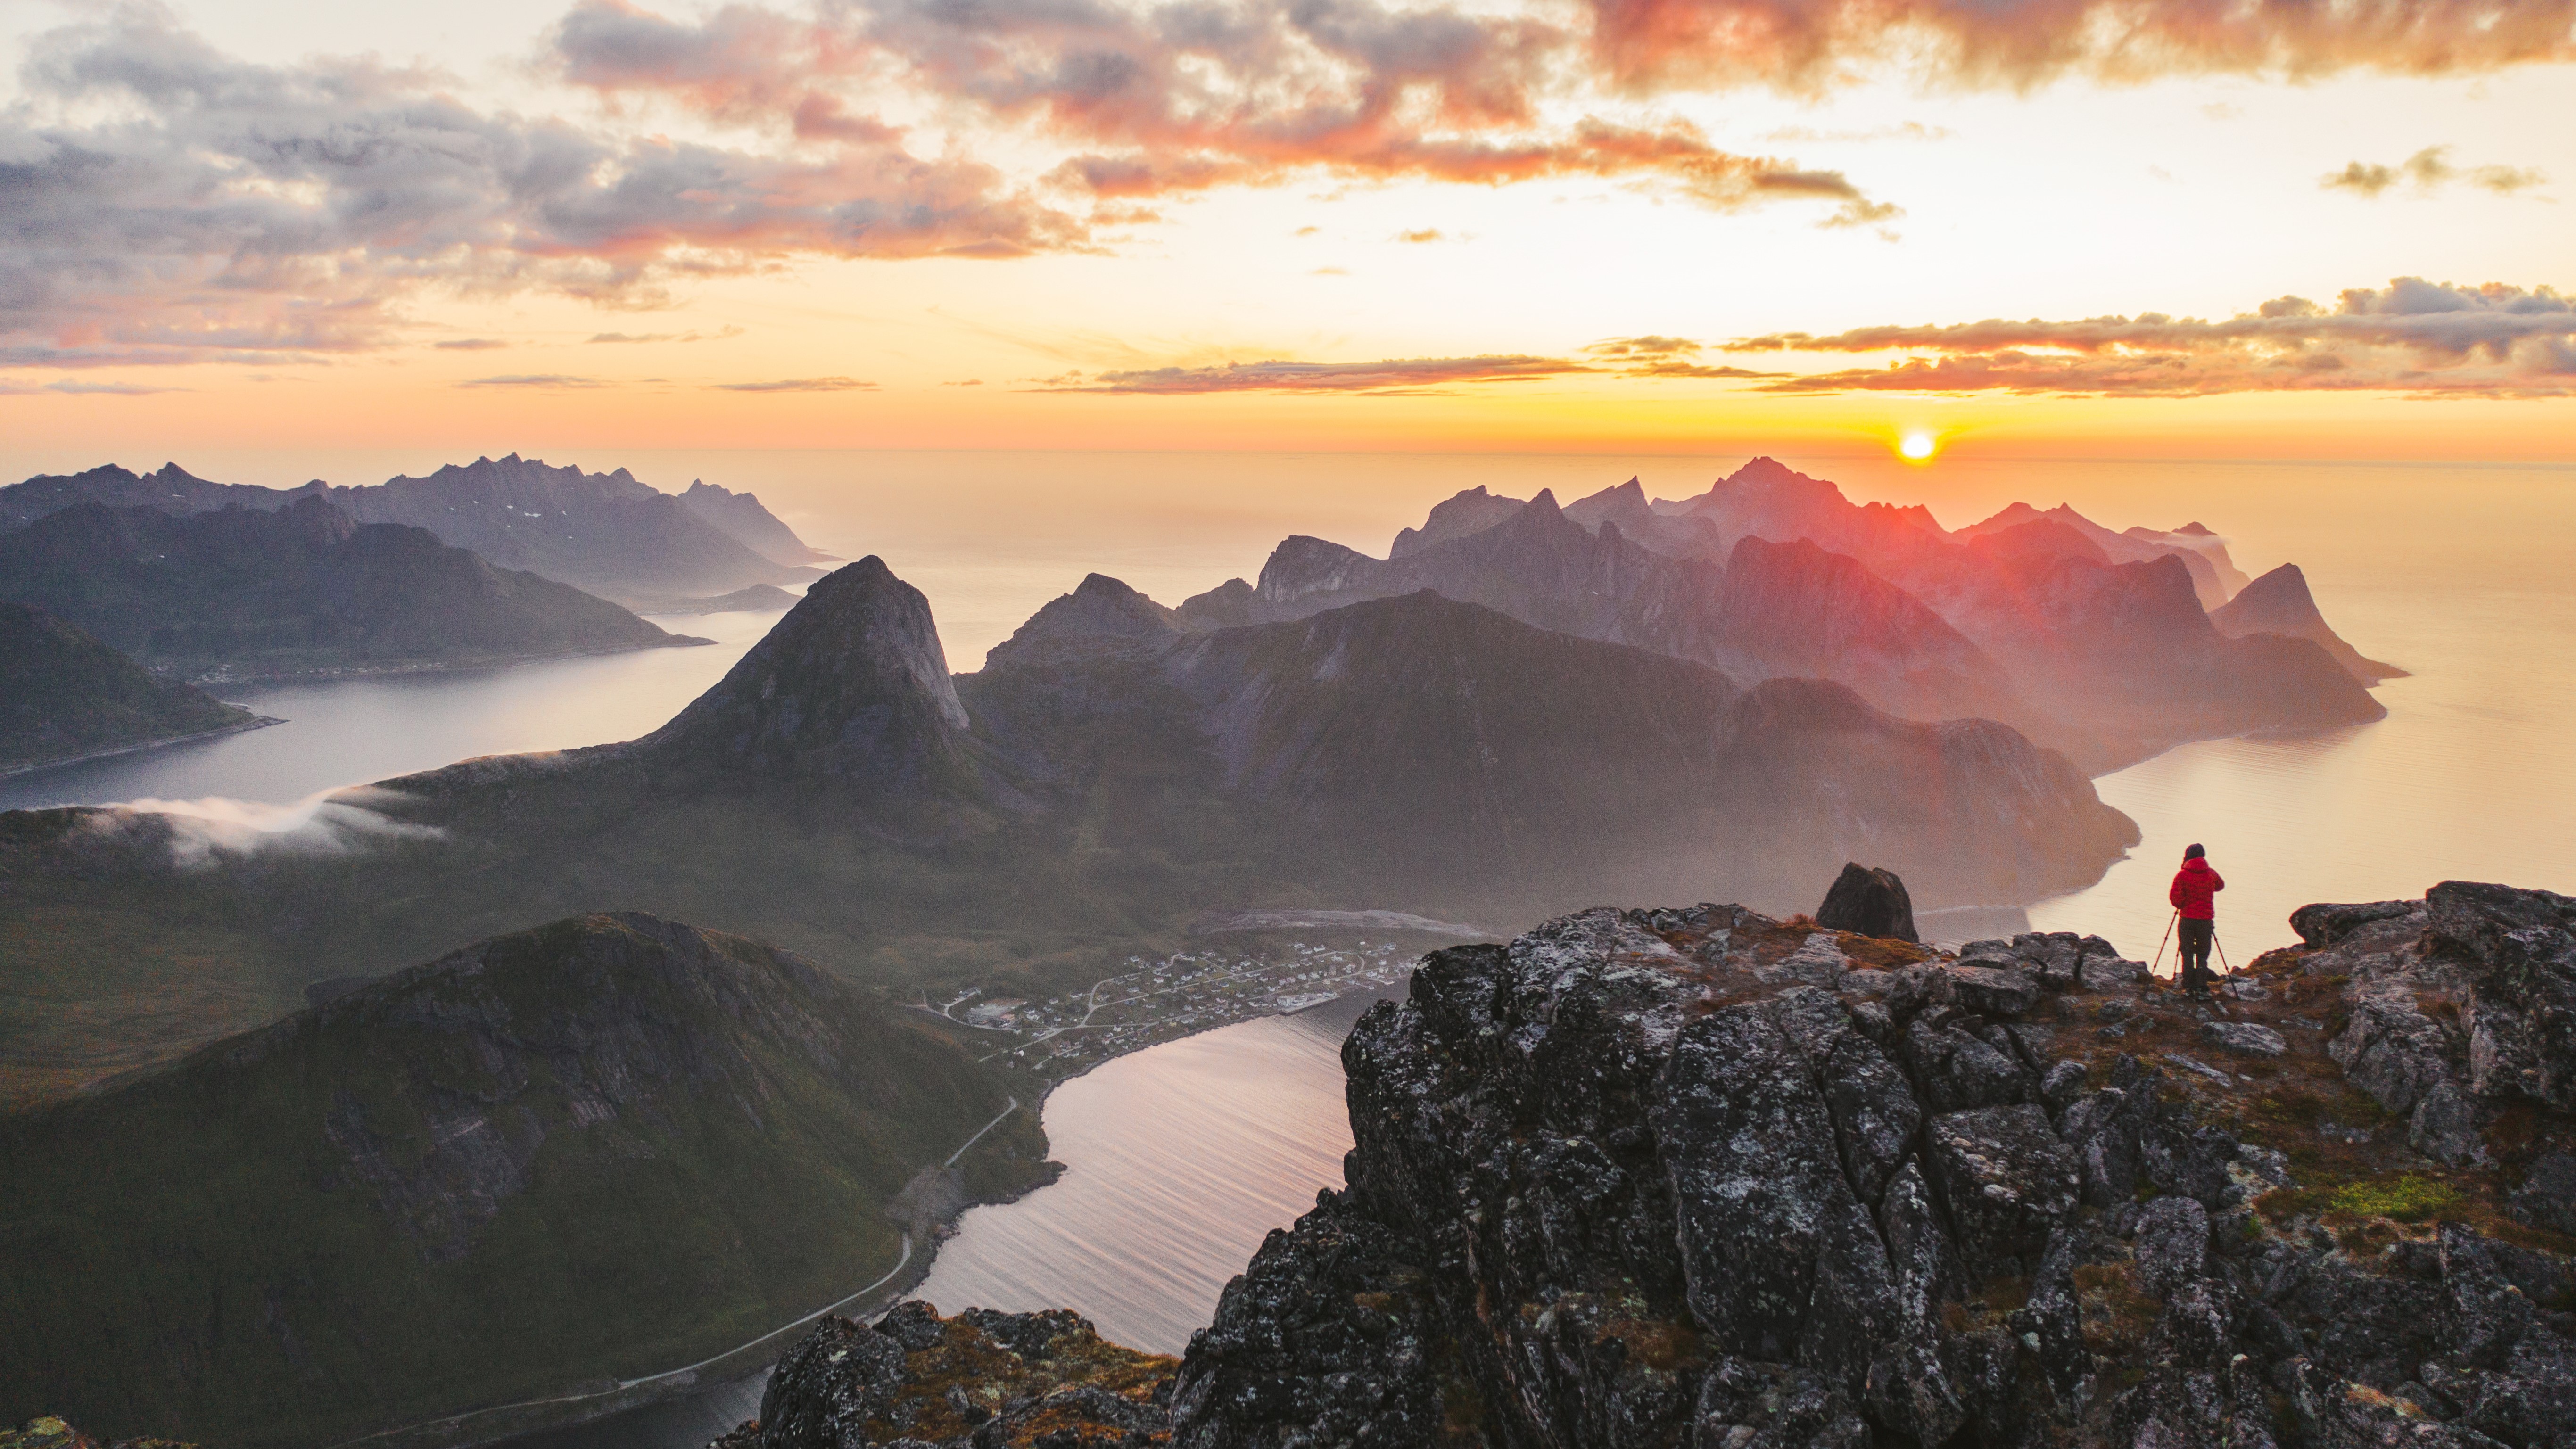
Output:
[174, 637, 717, 690]
[0, 715, 284, 780]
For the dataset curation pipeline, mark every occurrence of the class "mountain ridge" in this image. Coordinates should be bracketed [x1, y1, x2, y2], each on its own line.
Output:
[0, 497, 708, 680]
[0, 457, 825, 604]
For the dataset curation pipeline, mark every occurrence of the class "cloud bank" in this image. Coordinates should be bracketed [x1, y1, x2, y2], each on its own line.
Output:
[1725, 278, 2576, 395]
[6, 0, 2570, 372]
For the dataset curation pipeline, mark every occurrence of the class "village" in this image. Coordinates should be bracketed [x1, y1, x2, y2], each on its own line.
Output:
[916, 938, 1421, 1078]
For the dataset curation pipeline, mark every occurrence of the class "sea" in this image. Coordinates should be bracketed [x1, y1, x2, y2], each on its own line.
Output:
[4, 449, 2570, 1443]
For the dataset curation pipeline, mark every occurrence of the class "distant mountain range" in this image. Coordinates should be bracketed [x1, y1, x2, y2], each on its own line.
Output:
[0, 456, 827, 605]
[0, 911, 1051, 1449]
[0, 496, 709, 679]
[0, 604, 263, 773]
[1201, 458, 2392, 770]
[2, 554, 2136, 1109]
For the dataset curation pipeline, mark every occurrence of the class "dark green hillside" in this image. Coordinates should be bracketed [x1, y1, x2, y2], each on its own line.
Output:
[0, 913, 1050, 1449]
[0, 498, 706, 679]
[0, 604, 256, 772]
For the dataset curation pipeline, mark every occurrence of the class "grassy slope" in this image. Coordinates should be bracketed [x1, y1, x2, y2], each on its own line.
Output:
[0, 914, 1053, 1449]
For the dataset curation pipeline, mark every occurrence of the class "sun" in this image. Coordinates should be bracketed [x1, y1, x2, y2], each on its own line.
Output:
[1898, 431, 1938, 462]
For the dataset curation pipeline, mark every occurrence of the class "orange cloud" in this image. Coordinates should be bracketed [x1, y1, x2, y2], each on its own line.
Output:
[1583, 0, 2576, 91]
[555, 0, 1891, 224]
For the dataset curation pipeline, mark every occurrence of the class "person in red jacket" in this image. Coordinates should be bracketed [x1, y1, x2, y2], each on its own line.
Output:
[2169, 843, 2225, 997]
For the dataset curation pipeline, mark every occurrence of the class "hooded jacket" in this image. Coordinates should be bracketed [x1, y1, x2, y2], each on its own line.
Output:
[2169, 857, 2225, 920]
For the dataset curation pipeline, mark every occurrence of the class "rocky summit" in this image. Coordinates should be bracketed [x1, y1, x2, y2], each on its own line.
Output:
[745, 876, 2576, 1449]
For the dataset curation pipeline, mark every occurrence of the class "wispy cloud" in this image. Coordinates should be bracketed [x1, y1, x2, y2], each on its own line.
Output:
[0, 379, 187, 396]
[1056, 355, 1593, 394]
[710, 376, 877, 392]
[457, 375, 611, 389]
[434, 338, 510, 351]
[1724, 277, 2576, 396]
[2322, 146, 2547, 197]
[588, 327, 749, 344]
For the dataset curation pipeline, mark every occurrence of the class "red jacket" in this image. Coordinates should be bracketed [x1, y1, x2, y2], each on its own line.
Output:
[2170, 858, 2225, 920]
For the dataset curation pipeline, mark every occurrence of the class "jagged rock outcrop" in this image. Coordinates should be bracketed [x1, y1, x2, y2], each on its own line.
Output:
[1158, 882, 2576, 1448]
[2212, 562, 2407, 683]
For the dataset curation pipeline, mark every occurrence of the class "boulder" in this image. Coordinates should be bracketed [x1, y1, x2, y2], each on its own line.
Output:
[1816, 863, 1919, 943]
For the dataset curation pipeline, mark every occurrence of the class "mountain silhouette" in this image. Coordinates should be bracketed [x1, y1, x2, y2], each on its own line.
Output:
[0, 497, 705, 678]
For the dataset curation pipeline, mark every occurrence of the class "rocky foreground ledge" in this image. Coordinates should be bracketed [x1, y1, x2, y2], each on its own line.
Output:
[21, 880, 2576, 1449]
[711, 878, 2576, 1449]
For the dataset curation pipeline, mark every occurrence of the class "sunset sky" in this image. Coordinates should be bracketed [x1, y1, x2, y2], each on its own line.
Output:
[3, 0, 2572, 466]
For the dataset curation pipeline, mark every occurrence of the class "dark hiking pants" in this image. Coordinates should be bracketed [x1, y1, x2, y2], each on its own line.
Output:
[2179, 917, 2214, 990]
